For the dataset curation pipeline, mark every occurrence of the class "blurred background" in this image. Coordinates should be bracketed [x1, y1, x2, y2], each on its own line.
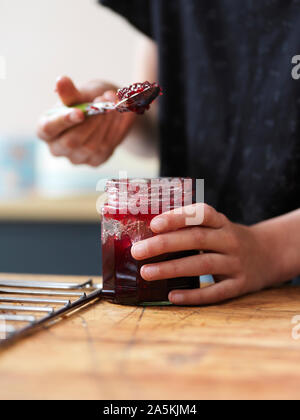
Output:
[0, 0, 158, 275]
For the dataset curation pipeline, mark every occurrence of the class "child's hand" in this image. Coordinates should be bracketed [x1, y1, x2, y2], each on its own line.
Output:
[37, 76, 135, 166]
[131, 204, 280, 305]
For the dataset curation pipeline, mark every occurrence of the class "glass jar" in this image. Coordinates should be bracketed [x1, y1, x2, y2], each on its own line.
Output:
[101, 178, 199, 305]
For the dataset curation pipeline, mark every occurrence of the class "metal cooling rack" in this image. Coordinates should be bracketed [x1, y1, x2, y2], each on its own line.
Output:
[0, 278, 102, 347]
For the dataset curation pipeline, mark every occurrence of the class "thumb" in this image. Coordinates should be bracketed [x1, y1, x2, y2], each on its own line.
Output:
[55, 76, 83, 106]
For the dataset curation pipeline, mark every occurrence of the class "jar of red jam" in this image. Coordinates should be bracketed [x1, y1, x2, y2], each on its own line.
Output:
[101, 178, 199, 305]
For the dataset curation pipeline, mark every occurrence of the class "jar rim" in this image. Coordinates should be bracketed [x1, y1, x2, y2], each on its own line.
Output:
[100, 177, 195, 213]
[105, 176, 193, 184]
[104, 177, 194, 190]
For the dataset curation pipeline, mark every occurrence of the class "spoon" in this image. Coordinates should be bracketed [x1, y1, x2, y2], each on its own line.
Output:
[47, 83, 162, 118]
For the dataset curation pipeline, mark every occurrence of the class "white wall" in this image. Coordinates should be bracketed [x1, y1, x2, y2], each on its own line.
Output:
[0, 0, 158, 195]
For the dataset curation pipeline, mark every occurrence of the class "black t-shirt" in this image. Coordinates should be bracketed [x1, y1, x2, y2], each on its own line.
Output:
[100, 0, 300, 225]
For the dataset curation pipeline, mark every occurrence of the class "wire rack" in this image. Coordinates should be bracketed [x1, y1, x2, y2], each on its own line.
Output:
[0, 278, 102, 347]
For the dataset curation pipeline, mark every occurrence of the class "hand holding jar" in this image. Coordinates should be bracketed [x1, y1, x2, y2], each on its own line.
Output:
[132, 203, 278, 305]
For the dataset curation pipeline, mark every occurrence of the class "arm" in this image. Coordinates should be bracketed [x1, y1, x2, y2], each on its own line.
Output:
[131, 205, 300, 305]
[252, 209, 300, 284]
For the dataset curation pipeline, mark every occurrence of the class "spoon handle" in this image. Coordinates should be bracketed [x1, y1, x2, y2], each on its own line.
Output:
[46, 101, 116, 117]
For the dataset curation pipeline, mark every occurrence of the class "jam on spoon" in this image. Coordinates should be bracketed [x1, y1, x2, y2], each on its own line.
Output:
[116, 81, 162, 114]
[86, 81, 162, 115]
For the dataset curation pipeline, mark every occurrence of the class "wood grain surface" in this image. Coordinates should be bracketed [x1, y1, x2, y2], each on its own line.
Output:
[0, 273, 300, 400]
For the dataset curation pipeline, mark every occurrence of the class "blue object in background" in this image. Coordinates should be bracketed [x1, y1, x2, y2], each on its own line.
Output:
[0, 136, 36, 198]
[200, 274, 215, 285]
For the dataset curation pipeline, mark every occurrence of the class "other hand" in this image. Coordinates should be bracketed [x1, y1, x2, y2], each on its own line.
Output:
[37, 76, 136, 166]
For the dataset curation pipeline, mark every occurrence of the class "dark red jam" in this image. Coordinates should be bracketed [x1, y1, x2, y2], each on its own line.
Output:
[101, 178, 199, 305]
[117, 81, 162, 115]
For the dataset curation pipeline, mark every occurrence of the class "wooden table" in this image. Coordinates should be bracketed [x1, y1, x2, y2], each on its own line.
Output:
[0, 273, 300, 400]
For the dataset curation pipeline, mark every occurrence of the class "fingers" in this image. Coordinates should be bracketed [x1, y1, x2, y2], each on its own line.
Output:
[37, 76, 95, 143]
[55, 77, 118, 106]
[67, 113, 116, 165]
[94, 90, 118, 103]
[131, 227, 228, 260]
[48, 114, 102, 160]
[150, 203, 227, 233]
[37, 108, 85, 142]
[48, 102, 124, 165]
[87, 155, 109, 167]
[168, 279, 243, 306]
[80, 80, 117, 103]
[38, 89, 115, 144]
[84, 101, 135, 167]
[55, 76, 83, 106]
[140, 253, 234, 281]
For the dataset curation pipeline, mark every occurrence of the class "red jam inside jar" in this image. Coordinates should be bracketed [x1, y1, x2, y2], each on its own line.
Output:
[101, 178, 199, 305]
